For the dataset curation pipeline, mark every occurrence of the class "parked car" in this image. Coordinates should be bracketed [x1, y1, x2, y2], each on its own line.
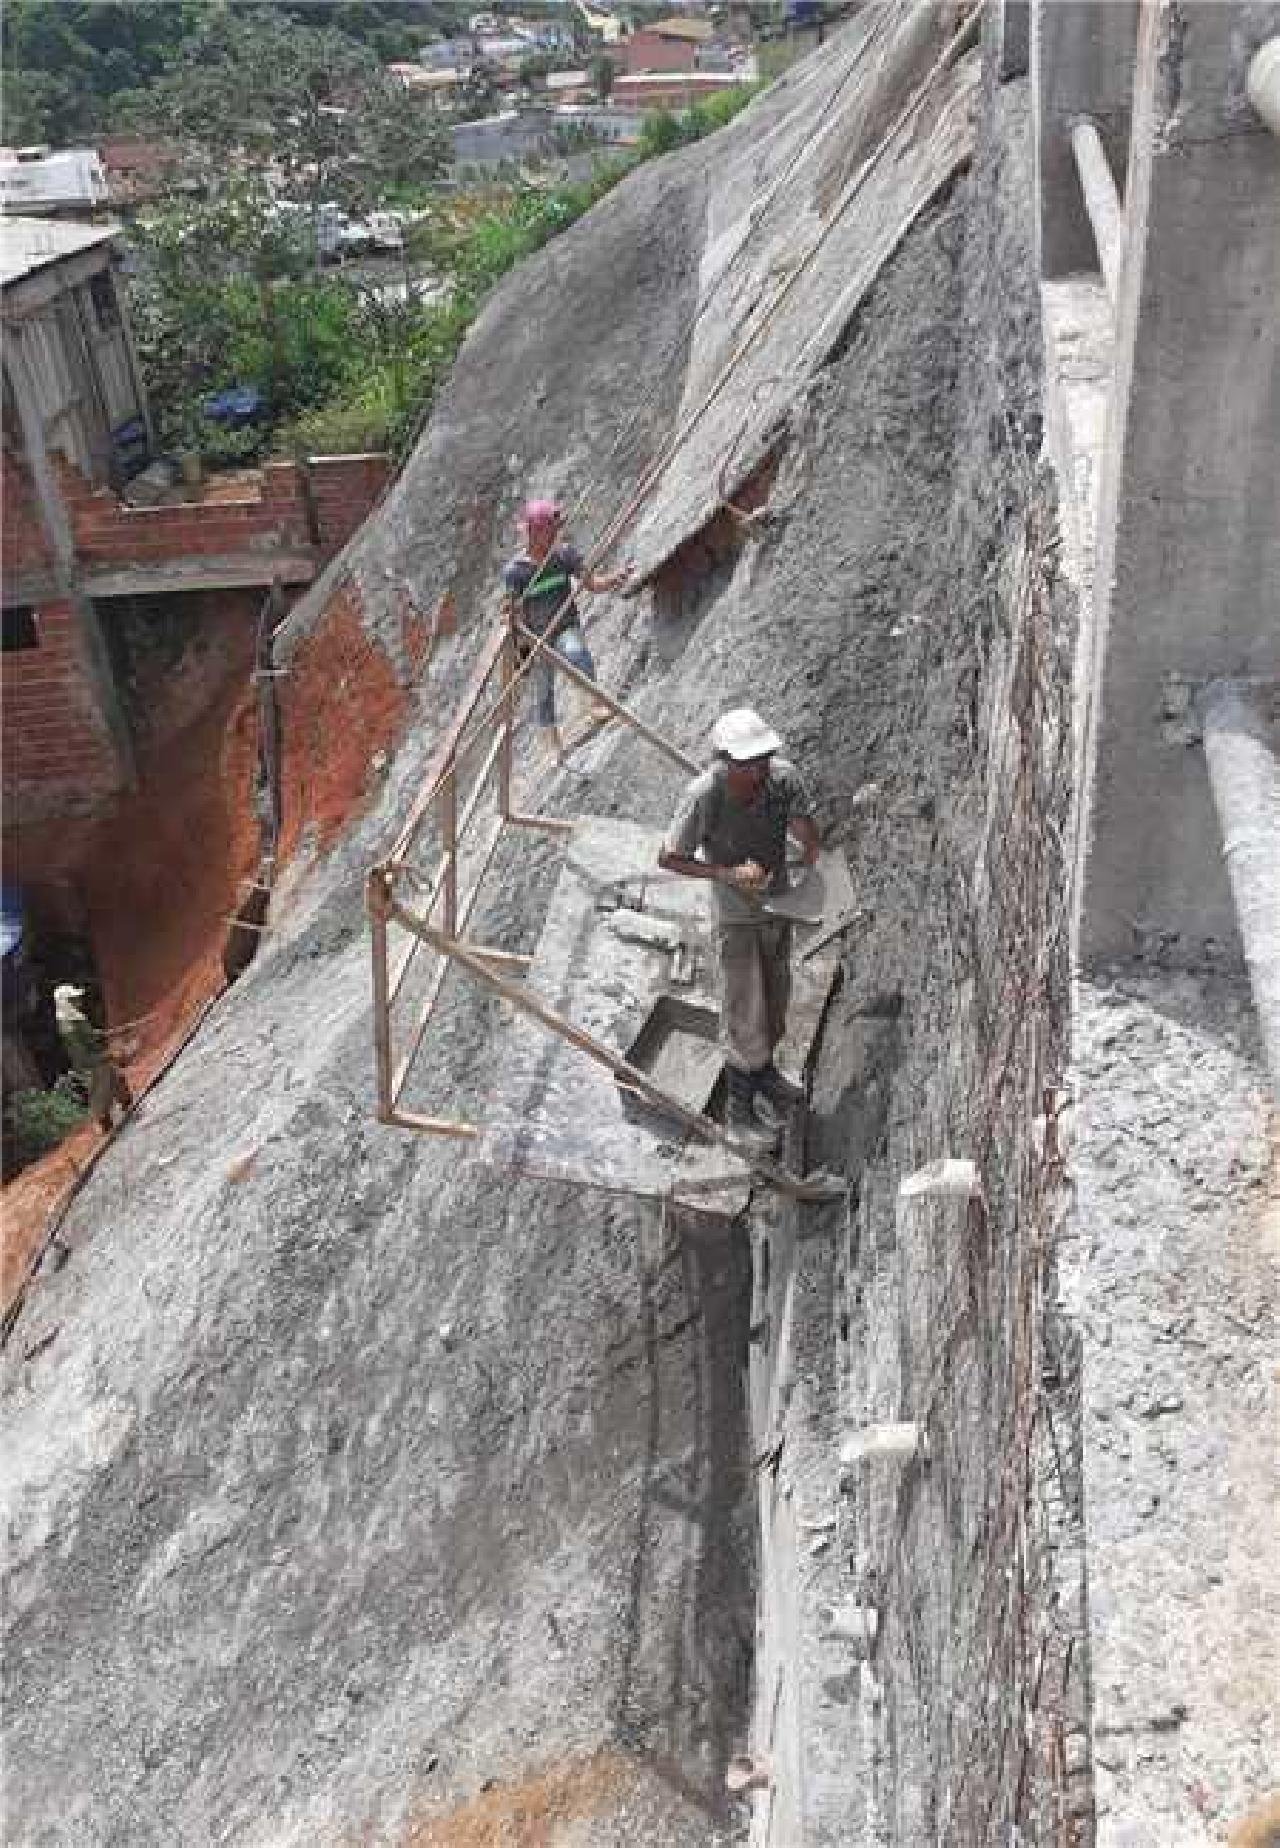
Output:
[366, 210, 407, 253]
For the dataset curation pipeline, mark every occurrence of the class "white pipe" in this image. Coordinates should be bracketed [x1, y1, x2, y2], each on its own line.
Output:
[1201, 680, 1280, 1103]
[1246, 37, 1280, 139]
[1070, 118, 1125, 307]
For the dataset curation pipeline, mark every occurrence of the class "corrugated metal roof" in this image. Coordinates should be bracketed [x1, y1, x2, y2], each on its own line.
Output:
[0, 215, 119, 291]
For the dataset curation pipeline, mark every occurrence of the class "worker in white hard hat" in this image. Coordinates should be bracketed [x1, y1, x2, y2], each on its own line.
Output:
[658, 708, 820, 1151]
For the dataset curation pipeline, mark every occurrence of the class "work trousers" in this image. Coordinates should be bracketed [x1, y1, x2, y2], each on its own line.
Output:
[533, 623, 596, 727]
[718, 917, 792, 1073]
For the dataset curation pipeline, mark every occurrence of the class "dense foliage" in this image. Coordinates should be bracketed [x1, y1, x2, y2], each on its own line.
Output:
[1, 1, 512, 144]
[4, 0, 760, 466]
[130, 186, 364, 458]
[0, 0, 723, 143]
[7, 1076, 88, 1169]
[284, 84, 761, 459]
[121, 8, 451, 216]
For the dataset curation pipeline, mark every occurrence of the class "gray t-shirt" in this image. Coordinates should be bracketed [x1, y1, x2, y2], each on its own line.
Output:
[663, 757, 813, 921]
[503, 544, 584, 638]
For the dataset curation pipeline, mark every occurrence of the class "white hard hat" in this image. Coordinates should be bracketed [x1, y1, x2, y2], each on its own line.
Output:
[711, 707, 783, 762]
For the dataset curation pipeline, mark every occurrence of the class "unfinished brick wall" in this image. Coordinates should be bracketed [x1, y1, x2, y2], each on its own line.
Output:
[68, 463, 304, 565]
[305, 454, 392, 550]
[40, 453, 391, 570]
[1, 598, 122, 811]
[2, 451, 391, 824]
[4, 434, 389, 587]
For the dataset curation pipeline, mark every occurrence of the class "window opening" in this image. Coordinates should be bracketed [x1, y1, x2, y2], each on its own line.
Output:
[2, 606, 39, 652]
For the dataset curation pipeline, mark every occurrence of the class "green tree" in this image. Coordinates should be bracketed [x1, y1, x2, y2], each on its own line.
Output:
[145, 11, 450, 250]
[591, 53, 616, 102]
[0, 0, 201, 142]
[130, 184, 359, 450]
[148, 12, 374, 231]
[349, 75, 452, 204]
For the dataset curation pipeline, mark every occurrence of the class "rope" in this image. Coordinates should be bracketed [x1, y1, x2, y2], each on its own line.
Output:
[397, 6, 982, 817]
[587, 4, 981, 572]
[1, 984, 227, 1347]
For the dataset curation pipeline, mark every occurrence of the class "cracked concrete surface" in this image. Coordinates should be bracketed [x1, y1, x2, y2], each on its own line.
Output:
[1065, 970, 1279, 1848]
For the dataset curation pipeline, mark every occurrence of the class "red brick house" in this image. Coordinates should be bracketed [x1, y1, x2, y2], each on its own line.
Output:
[624, 16, 714, 75]
[96, 136, 184, 208]
[1, 216, 389, 825]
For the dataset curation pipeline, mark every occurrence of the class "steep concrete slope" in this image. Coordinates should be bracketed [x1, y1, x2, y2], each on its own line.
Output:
[2, 9, 1018, 1843]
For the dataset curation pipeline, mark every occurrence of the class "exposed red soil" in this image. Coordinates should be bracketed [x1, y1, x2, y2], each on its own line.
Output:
[2, 610, 259, 1309]
[2, 1119, 101, 1311]
[277, 576, 431, 859]
[392, 1751, 650, 1847]
[3, 577, 434, 1315]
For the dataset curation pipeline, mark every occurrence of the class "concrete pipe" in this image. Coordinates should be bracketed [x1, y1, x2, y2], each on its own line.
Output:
[1201, 680, 1280, 1103]
[1246, 38, 1280, 139]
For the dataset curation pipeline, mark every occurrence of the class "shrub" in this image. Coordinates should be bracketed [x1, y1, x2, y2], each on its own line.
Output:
[280, 395, 394, 460]
[639, 110, 685, 158]
[8, 1075, 88, 1167]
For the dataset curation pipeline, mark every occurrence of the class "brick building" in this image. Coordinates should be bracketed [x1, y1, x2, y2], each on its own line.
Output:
[612, 71, 747, 112]
[623, 15, 716, 75]
[1, 216, 390, 826]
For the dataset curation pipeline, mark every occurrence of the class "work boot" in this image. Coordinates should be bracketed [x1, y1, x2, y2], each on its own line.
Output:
[725, 1067, 779, 1156]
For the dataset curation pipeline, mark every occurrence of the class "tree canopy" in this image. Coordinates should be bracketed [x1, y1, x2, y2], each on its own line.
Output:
[119, 8, 449, 218]
[0, 0, 469, 147]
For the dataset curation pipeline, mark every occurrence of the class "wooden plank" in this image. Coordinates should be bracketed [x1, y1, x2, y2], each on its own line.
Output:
[387, 1109, 479, 1139]
[498, 627, 515, 818]
[368, 875, 394, 1118]
[387, 728, 505, 1005]
[515, 617, 697, 775]
[387, 894, 842, 1200]
[506, 811, 576, 836]
[467, 946, 534, 972]
[84, 554, 318, 597]
[389, 624, 506, 866]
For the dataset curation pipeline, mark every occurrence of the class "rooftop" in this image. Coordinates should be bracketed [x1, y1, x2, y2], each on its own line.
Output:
[647, 16, 716, 41]
[614, 70, 746, 87]
[0, 215, 119, 291]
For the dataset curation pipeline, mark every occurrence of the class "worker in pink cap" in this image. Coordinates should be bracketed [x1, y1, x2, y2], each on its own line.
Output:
[502, 498, 630, 760]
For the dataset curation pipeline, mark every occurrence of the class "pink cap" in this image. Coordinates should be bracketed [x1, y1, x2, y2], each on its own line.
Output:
[523, 498, 563, 532]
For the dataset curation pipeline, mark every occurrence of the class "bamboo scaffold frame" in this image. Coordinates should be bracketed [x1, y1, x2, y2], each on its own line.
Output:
[366, 616, 843, 1201]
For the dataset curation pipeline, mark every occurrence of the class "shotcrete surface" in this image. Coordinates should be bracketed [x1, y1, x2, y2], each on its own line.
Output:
[1066, 971, 1279, 1847]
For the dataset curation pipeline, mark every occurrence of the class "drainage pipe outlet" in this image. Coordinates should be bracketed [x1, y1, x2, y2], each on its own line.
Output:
[1201, 679, 1280, 1102]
